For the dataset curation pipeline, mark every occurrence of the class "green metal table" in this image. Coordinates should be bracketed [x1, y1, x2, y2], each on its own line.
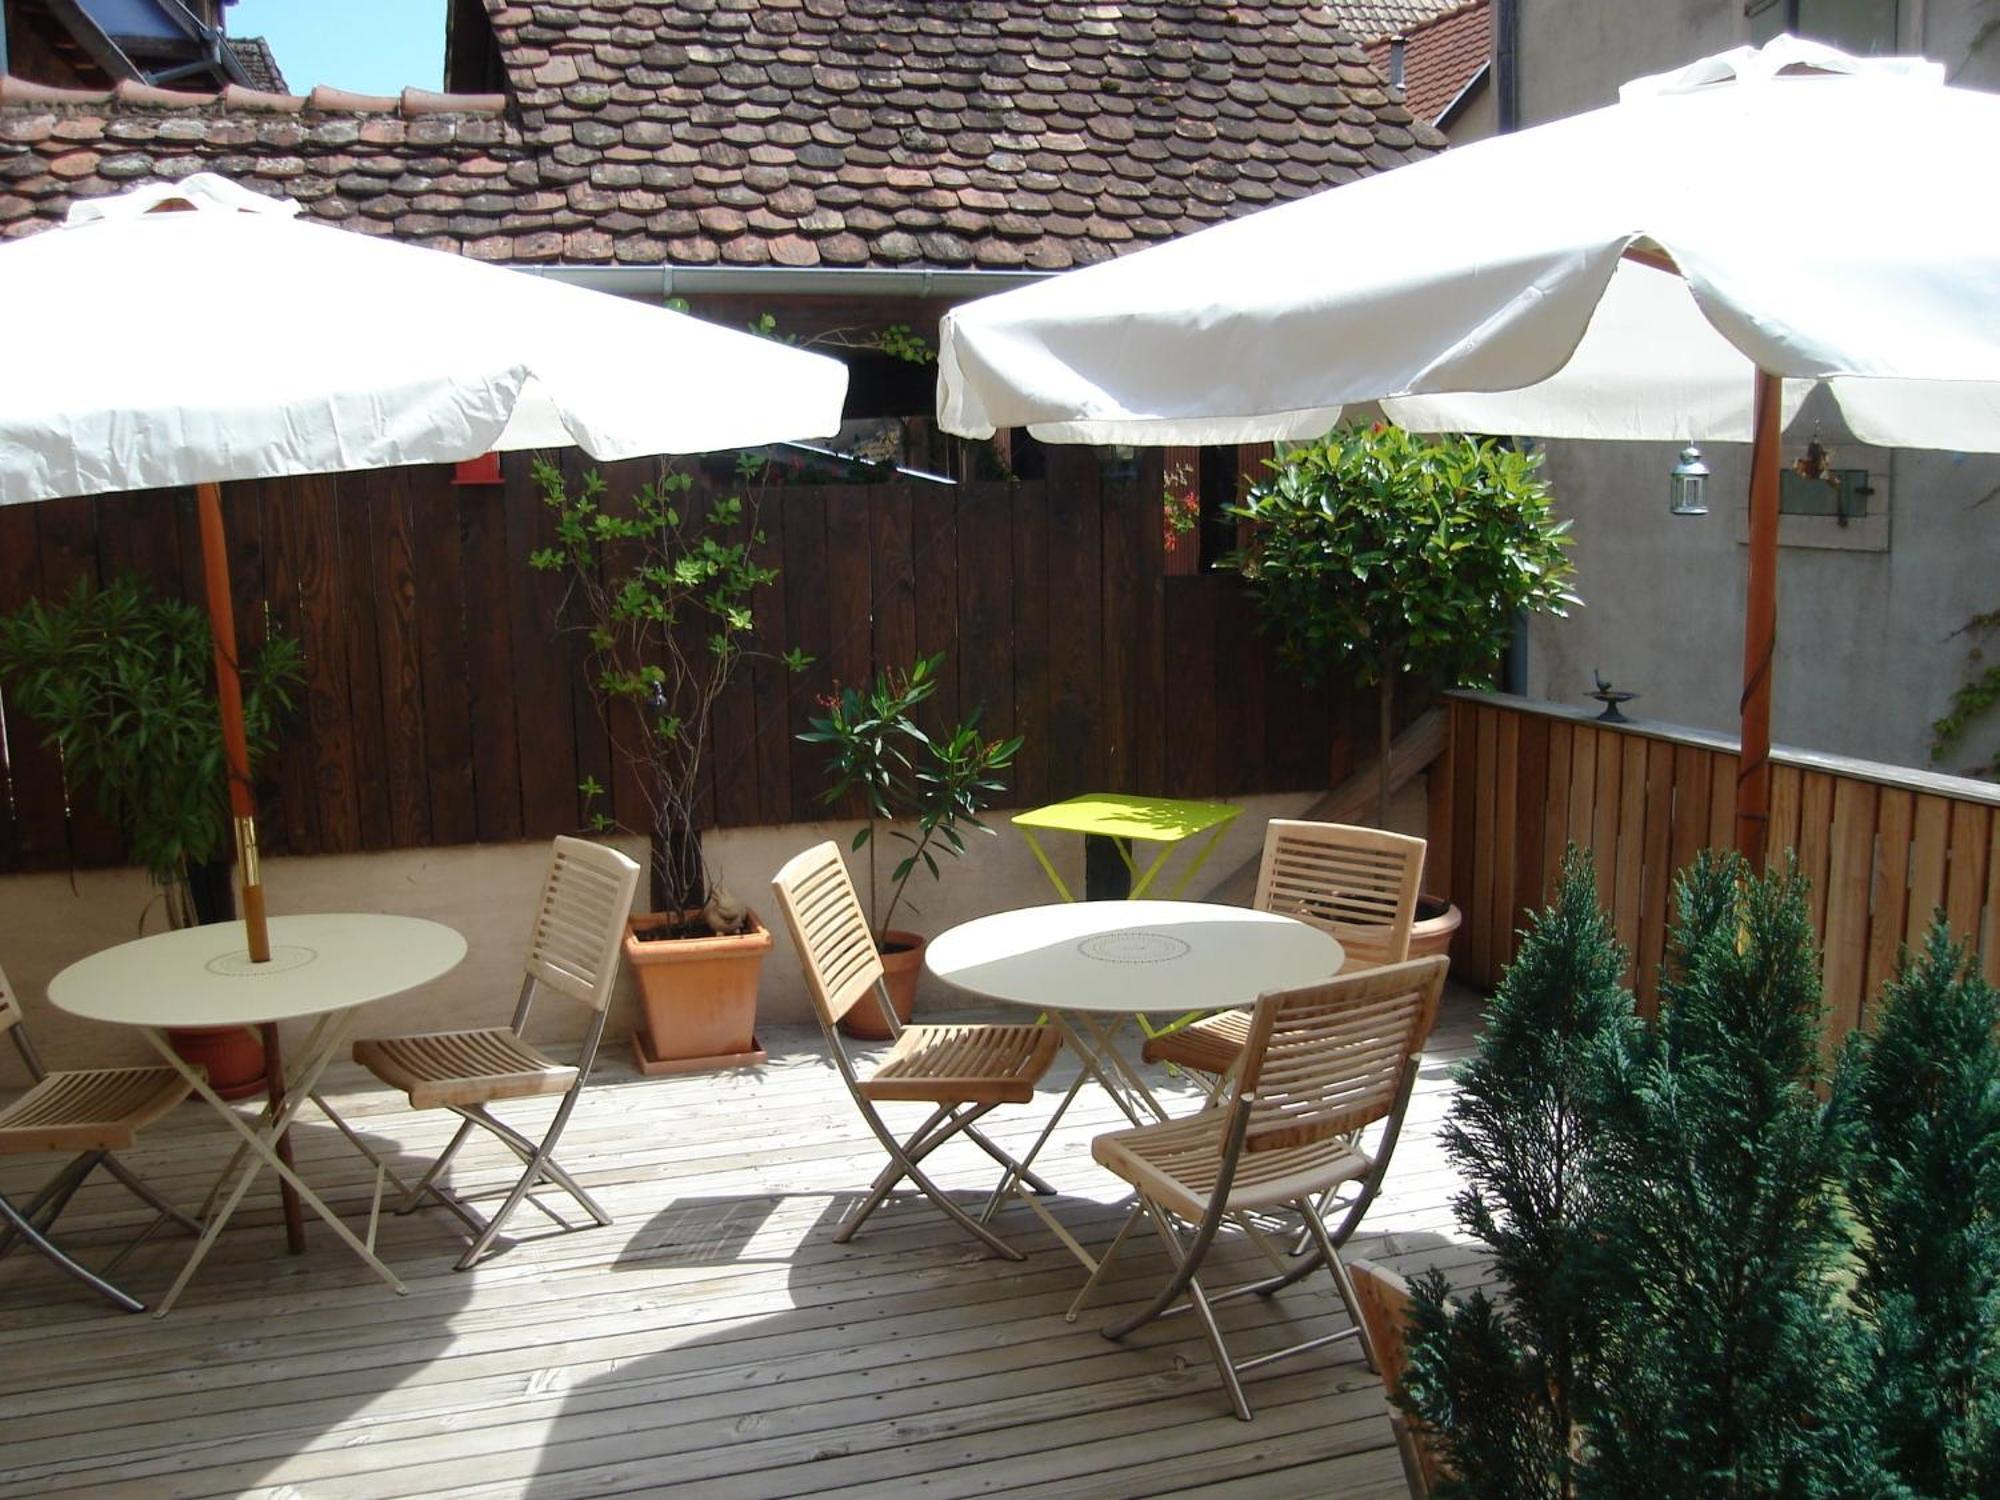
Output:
[1011, 793, 1243, 903]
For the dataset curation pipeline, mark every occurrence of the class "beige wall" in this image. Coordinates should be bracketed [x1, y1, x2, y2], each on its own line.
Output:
[0, 792, 1350, 1083]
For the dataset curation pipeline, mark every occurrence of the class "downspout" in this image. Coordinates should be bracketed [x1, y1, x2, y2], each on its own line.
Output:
[1495, 0, 1520, 132]
[1, 6, 9, 76]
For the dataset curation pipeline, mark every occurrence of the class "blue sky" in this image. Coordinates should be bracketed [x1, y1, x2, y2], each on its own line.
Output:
[228, 1, 448, 95]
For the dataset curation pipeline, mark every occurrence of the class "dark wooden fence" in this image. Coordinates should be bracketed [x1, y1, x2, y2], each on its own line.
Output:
[0, 449, 1379, 874]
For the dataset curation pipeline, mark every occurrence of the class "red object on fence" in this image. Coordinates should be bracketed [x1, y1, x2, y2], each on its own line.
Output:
[453, 453, 503, 486]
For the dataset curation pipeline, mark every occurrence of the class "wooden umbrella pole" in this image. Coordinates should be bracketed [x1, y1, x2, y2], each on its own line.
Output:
[1734, 369, 1783, 869]
[195, 482, 270, 962]
[197, 482, 305, 1252]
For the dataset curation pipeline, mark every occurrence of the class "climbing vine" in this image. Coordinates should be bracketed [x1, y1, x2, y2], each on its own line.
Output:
[1932, 606, 2000, 777]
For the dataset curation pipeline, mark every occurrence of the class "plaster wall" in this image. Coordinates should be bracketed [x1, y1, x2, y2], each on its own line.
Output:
[0, 790, 1367, 1084]
[1506, 0, 2000, 773]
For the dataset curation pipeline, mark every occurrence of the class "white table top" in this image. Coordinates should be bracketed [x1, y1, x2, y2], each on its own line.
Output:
[925, 900, 1343, 1015]
[48, 914, 468, 1029]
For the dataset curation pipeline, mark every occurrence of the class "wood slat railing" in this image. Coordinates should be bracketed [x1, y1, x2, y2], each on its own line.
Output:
[1434, 692, 2000, 1050]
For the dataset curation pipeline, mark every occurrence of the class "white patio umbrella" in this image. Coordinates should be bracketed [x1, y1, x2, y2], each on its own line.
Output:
[0, 174, 849, 959]
[937, 36, 2000, 860]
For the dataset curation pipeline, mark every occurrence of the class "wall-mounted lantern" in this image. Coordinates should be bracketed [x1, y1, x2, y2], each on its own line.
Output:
[1669, 443, 1710, 515]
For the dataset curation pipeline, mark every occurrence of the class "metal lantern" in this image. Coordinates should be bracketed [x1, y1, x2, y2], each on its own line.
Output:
[1669, 442, 1710, 515]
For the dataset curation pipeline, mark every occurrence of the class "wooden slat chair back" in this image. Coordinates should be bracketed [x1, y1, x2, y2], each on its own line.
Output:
[0, 959, 200, 1312]
[346, 835, 641, 1270]
[1085, 956, 1448, 1420]
[1254, 820, 1426, 971]
[773, 843, 1060, 1260]
[1348, 1258, 1446, 1498]
[778, 839, 887, 1032]
[1237, 960, 1437, 1154]
[1143, 821, 1426, 1090]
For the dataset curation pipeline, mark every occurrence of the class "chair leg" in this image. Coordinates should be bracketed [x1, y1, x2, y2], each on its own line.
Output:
[397, 1117, 478, 1214]
[847, 1101, 1026, 1260]
[1298, 1194, 1379, 1375]
[0, 1151, 99, 1259]
[100, 1153, 202, 1234]
[457, 1105, 613, 1228]
[959, 1122, 1057, 1196]
[0, 1191, 144, 1313]
[833, 1104, 952, 1242]
[1124, 1200, 1253, 1422]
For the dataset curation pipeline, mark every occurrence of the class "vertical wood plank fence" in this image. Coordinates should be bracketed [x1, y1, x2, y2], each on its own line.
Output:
[1439, 692, 2000, 1050]
[0, 451, 1380, 875]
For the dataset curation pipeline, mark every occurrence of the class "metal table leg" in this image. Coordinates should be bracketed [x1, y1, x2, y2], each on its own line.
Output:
[143, 1009, 408, 1316]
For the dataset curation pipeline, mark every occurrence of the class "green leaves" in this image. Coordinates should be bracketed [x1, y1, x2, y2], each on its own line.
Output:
[531, 456, 777, 912]
[796, 654, 1019, 941]
[0, 575, 304, 895]
[1224, 423, 1576, 691]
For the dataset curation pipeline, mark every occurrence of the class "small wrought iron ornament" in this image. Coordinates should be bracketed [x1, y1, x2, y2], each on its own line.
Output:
[1589, 669, 1638, 723]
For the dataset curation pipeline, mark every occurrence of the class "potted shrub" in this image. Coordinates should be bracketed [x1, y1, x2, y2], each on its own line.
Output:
[530, 456, 799, 1074]
[0, 575, 303, 1095]
[1226, 423, 1578, 957]
[798, 654, 1021, 1038]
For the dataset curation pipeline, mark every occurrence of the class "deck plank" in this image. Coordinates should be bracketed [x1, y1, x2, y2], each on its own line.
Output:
[0, 994, 1486, 1499]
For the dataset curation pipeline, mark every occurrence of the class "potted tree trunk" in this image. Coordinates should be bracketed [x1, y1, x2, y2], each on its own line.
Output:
[0, 576, 303, 1095]
[798, 654, 1022, 1038]
[1226, 423, 1579, 965]
[531, 456, 796, 1074]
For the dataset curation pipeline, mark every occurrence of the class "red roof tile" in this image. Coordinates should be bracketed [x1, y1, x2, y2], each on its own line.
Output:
[0, 1, 1444, 266]
[1366, 1, 1490, 128]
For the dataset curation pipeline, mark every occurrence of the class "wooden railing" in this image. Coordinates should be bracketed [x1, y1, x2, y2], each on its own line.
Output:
[1433, 692, 2000, 1048]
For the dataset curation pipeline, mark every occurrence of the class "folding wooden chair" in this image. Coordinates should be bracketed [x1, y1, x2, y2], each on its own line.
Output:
[1143, 820, 1426, 1100]
[343, 835, 640, 1270]
[0, 962, 199, 1312]
[1080, 956, 1447, 1420]
[772, 842, 1062, 1260]
[1349, 1258, 1445, 1499]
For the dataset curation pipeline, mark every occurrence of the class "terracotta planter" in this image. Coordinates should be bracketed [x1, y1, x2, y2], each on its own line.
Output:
[1407, 894, 1464, 964]
[626, 910, 772, 1076]
[839, 930, 926, 1041]
[166, 1025, 267, 1101]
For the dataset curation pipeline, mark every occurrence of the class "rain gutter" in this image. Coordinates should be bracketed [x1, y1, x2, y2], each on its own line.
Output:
[518, 264, 1052, 301]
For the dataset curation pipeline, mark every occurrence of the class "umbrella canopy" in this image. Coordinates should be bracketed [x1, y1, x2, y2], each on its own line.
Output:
[936, 35, 2000, 864]
[938, 36, 2000, 451]
[0, 174, 848, 504]
[0, 173, 847, 979]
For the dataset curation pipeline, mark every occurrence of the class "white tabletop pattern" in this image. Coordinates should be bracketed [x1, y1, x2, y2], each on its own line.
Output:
[48, 914, 468, 1029]
[925, 900, 1343, 1015]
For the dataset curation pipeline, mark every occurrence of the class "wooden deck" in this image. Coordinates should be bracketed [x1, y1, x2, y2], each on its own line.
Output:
[0, 992, 1488, 1499]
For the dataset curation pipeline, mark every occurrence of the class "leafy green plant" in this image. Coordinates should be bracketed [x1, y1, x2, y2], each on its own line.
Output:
[1226, 424, 1577, 824]
[1835, 919, 2000, 1498]
[1402, 848, 1640, 1500]
[0, 574, 302, 928]
[529, 455, 782, 922]
[798, 653, 1021, 944]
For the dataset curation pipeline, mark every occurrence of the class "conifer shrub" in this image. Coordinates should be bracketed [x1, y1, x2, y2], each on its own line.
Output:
[1835, 920, 2000, 1499]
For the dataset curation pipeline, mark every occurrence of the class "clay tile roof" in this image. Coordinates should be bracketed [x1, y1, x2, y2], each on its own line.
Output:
[227, 36, 289, 97]
[0, 2, 1443, 266]
[0, 77, 516, 244]
[1322, 1, 1466, 40]
[477, 0, 1442, 270]
[1364, 1, 1489, 128]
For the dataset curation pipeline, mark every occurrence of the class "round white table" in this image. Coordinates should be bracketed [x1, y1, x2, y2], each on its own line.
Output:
[49, 913, 466, 1315]
[929, 901, 1343, 1191]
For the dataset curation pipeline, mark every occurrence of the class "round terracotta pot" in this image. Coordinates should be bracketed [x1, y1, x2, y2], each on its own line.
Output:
[1407, 894, 1463, 965]
[165, 1025, 267, 1101]
[839, 930, 926, 1041]
[625, 910, 772, 1074]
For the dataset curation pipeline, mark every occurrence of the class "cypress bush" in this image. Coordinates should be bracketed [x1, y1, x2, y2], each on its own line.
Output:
[1835, 920, 2000, 1498]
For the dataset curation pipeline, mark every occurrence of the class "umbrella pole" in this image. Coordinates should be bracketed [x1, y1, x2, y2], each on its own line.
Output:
[1734, 369, 1783, 869]
[197, 481, 307, 1253]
